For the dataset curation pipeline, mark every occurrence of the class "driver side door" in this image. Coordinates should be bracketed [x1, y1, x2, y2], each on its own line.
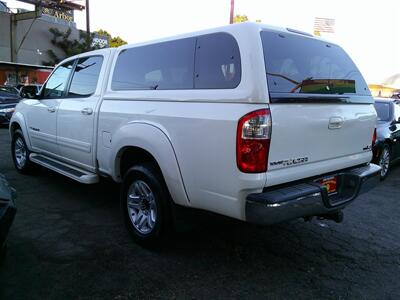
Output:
[25, 60, 75, 156]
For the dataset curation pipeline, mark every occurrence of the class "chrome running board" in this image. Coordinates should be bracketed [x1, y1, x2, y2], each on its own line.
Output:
[30, 153, 99, 184]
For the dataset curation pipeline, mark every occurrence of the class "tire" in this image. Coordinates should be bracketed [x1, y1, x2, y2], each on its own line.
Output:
[121, 163, 172, 248]
[11, 129, 34, 174]
[378, 144, 391, 180]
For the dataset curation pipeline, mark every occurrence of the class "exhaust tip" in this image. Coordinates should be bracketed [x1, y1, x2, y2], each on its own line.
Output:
[317, 211, 344, 223]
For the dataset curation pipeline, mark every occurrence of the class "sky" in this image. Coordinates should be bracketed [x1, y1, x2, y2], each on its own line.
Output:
[5, 0, 400, 83]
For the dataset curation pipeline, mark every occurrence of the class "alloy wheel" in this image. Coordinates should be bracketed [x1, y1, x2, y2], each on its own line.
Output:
[127, 180, 157, 235]
[14, 137, 27, 169]
[379, 147, 390, 178]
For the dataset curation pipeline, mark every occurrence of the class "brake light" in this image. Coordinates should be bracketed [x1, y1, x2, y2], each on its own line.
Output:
[236, 109, 271, 173]
[372, 128, 377, 146]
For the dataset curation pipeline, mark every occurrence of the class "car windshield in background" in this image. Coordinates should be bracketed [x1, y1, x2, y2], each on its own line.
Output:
[261, 31, 370, 96]
[374, 102, 391, 121]
[0, 86, 18, 96]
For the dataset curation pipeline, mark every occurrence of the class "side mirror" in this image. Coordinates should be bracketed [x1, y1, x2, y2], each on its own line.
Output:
[26, 92, 37, 99]
[20, 87, 39, 99]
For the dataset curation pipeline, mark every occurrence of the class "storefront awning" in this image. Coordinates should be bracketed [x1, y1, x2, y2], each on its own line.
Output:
[0, 61, 54, 70]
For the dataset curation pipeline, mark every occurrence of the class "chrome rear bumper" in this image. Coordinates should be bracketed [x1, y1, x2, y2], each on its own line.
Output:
[246, 163, 381, 225]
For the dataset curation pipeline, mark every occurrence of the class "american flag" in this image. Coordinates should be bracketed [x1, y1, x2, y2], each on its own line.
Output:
[314, 17, 335, 34]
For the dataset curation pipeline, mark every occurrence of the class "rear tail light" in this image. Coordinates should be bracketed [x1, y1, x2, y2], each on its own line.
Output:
[236, 109, 271, 173]
[372, 128, 377, 146]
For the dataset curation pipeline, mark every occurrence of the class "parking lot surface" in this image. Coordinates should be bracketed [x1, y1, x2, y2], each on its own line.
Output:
[0, 127, 399, 299]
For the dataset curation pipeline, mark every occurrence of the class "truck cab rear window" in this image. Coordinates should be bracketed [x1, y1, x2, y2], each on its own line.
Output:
[261, 31, 369, 96]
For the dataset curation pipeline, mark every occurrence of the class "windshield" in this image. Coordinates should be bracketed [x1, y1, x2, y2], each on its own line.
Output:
[374, 102, 391, 121]
[261, 31, 370, 97]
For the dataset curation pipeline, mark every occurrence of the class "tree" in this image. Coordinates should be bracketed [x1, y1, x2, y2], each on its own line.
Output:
[233, 14, 262, 23]
[110, 36, 127, 48]
[43, 28, 103, 66]
[233, 14, 248, 23]
[95, 29, 127, 48]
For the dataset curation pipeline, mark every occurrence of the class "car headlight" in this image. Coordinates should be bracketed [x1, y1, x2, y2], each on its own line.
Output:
[0, 108, 15, 113]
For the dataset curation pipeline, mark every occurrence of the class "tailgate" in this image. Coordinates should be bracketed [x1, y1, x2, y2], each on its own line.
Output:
[260, 29, 376, 186]
[268, 101, 376, 173]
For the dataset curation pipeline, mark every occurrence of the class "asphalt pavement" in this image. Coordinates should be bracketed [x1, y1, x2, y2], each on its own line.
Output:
[0, 127, 399, 299]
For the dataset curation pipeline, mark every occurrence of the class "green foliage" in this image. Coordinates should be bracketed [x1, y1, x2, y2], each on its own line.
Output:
[95, 29, 127, 48]
[233, 14, 249, 23]
[95, 29, 112, 38]
[42, 27, 103, 66]
[110, 36, 127, 48]
[233, 14, 262, 24]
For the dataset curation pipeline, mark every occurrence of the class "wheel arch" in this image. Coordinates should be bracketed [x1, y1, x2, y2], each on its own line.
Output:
[379, 139, 394, 155]
[110, 122, 189, 206]
[9, 121, 21, 134]
[9, 112, 32, 150]
[383, 139, 394, 159]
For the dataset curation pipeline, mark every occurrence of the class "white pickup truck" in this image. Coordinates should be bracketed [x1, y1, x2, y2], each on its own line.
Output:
[10, 23, 381, 245]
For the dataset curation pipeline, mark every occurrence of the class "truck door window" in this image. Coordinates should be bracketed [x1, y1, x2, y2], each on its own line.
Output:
[67, 56, 104, 98]
[42, 60, 75, 99]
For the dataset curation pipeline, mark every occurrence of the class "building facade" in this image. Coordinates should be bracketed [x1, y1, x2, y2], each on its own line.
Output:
[0, 1, 107, 86]
[0, 3, 82, 65]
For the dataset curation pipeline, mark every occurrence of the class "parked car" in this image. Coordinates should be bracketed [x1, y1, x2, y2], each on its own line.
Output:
[0, 174, 17, 262]
[0, 89, 21, 125]
[9, 22, 381, 246]
[19, 84, 42, 99]
[391, 92, 400, 99]
[0, 86, 19, 96]
[372, 98, 400, 179]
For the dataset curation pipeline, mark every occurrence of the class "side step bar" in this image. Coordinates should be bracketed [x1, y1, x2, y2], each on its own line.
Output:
[30, 153, 99, 184]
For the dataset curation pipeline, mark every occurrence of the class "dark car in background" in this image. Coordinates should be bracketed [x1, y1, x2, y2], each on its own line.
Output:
[0, 174, 16, 263]
[0, 89, 22, 126]
[373, 98, 400, 179]
[0, 86, 19, 96]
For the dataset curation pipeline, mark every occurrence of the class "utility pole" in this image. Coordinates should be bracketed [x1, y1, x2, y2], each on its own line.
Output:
[229, 0, 234, 24]
[85, 0, 90, 35]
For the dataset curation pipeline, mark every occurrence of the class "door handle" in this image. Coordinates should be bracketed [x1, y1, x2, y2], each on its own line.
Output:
[81, 107, 93, 115]
[47, 107, 56, 113]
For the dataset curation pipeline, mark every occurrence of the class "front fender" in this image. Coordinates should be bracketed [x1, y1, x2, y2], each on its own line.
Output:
[9, 111, 32, 150]
[110, 122, 189, 206]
